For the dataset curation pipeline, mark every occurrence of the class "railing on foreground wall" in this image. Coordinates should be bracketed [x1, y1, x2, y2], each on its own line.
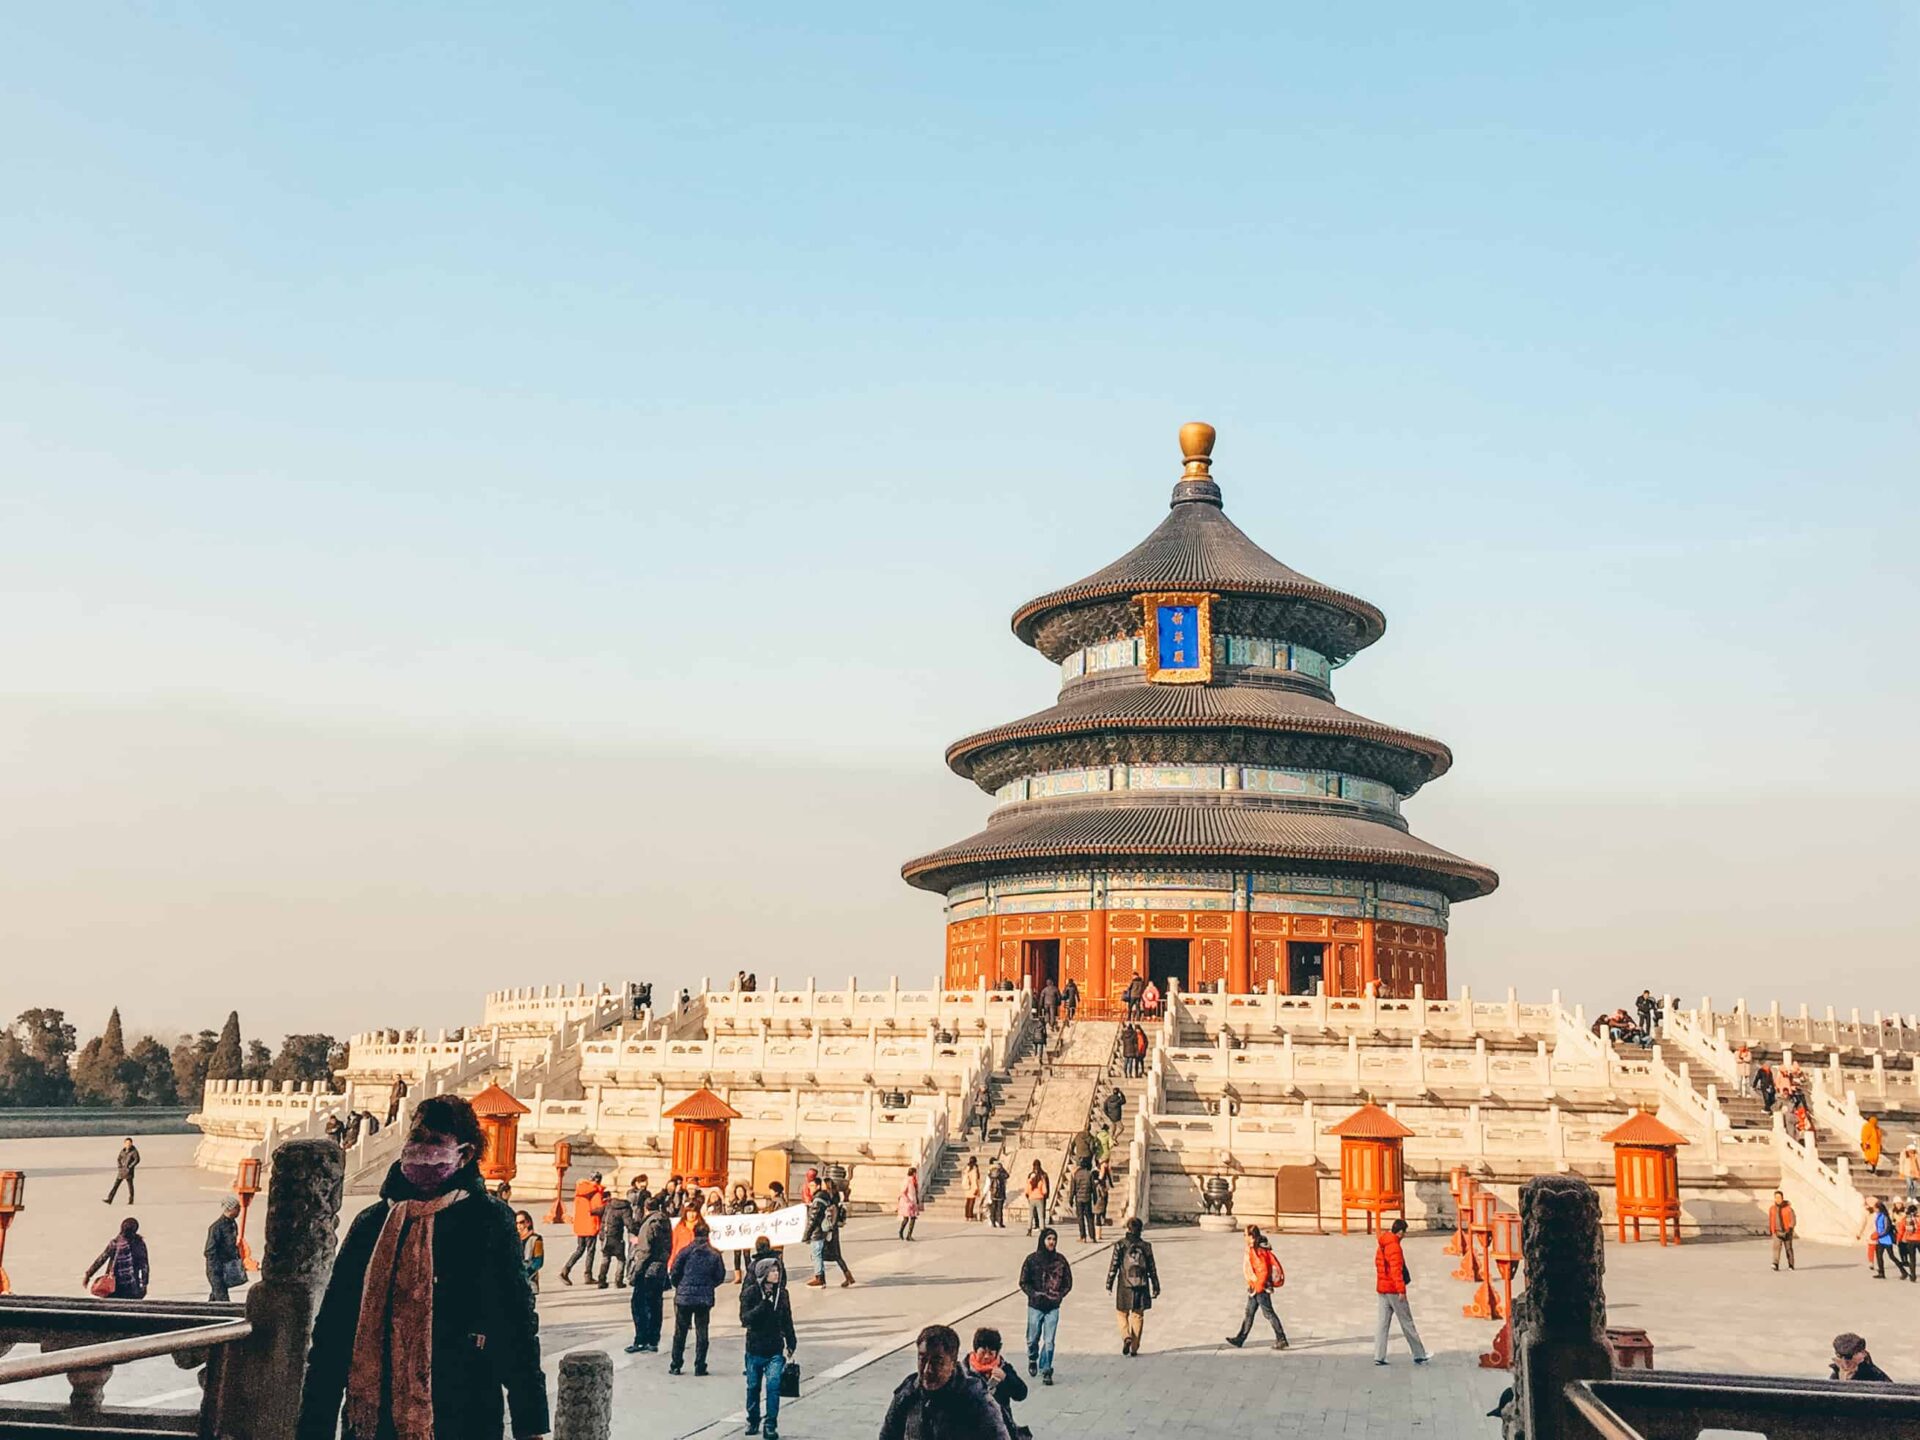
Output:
[0, 1299, 251, 1431]
[1506, 1172, 1920, 1440]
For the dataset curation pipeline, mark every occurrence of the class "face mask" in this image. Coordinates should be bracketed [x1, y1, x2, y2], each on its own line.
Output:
[400, 1141, 464, 1189]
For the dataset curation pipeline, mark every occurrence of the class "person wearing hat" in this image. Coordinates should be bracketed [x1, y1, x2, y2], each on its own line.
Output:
[205, 1196, 245, 1301]
[1899, 1140, 1920, 1203]
[1830, 1332, 1891, 1381]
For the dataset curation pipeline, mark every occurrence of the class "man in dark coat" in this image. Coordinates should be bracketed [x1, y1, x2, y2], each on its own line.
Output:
[878, 1324, 1010, 1440]
[1017, 1227, 1072, 1383]
[740, 1240, 797, 1438]
[104, 1138, 140, 1205]
[204, 1196, 243, 1301]
[1068, 1159, 1098, 1242]
[1106, 1217, 1161, 1356]
[296, 1096, 547, 1440]
[667, 1222, 728, 1377]
[625, 1196, 673, 1353]
[596, 1186, 634, 1289]
[1102, 1086, 1125, 1127]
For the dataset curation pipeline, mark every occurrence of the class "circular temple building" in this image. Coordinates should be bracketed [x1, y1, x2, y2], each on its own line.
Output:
[903, 423, 1498, 1003]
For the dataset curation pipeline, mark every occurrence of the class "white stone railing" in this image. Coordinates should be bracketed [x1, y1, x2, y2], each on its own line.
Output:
[1167, 983, 1564, 1046]
[482, 983, 633, 1028]
[1155, 1033, 1642, 1100]
[193, 1079, 341, 1126]
[523, 1087, 948, 1154]
[701, 979, 1030, 1038]
[576, 1033, 992, 1088]
[1659, 1008, 1744, 1090]
[1701, 997, 1920, 1055]
[1772, 1112, 1868, 1243]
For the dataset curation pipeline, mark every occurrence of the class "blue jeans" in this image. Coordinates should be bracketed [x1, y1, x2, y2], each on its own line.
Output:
[810, 1237, 826, 1280]
[1026, 1305, 1059, 1374]
[745, 1351, 786, 1429]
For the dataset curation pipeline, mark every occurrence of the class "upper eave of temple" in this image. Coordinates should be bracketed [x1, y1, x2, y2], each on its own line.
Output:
[944, 678, 1454, 794]
[1010, 426, 1387, 663]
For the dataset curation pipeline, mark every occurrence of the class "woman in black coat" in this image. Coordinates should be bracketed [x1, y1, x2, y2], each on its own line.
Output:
[1105, 1217, 1161, 1357]
[296, 1095, 548, 1440]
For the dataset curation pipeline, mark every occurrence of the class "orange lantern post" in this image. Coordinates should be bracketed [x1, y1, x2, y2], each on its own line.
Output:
[470, 1082, 530, 1188]
[1601, 1111, 1688, 1245]
[1444, 1165, 1469, 1255]
[1452, 1175, 1481, 1281]
[1326, 1103, 1415, 1234]
[547, 1138, 573, 1226]
[234, 1157, 263, 1273]
[0, 1171, 24, 1295]
[664, 1088, 742, 1191]
[1479, 1209, 1523, 1369]
[1464, 1189, 1501, 1319]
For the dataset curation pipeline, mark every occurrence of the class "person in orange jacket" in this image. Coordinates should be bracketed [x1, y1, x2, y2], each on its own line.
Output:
[1897, 1201, 1920, 1284]
[671, 1191, 707, 1265]
[1372, 1219, 1429, 1366]
[559, 1171, 607, 1285]
[1767, 1190, 1797, 1272]
[1224, 1224, 1288, 1350]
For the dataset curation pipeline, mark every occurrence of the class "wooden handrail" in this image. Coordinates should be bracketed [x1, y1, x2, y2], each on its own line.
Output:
[0, 1319, 252, 1386]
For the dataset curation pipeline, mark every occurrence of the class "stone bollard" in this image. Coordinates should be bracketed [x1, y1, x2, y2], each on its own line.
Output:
[209, 1138, 344, 1440]
[554, 1350, 613, 1440]
[1505, 1173, 1613, 1440]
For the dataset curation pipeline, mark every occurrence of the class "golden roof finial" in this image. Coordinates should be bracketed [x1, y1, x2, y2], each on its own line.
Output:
[1179, 421, 1216, 478]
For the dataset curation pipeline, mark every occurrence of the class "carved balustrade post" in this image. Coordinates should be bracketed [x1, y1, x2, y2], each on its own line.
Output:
[1505, 1174, 1612, 1440]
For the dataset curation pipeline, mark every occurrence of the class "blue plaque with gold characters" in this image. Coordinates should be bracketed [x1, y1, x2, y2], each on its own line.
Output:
[1139, 591, 1215, 684]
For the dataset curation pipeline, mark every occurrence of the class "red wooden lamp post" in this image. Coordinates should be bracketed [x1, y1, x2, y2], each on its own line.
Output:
[1464, 1189, 1501, 1319]
[1478, 1209, 1523, 1369]
[0, 1171, 24, 1295]
[470, 1082, 530, 1192]
[1327, 1103, 1415, 1234]
[664, 1088, 742, 1191]
[547, 1139, 572, 1226]
[234, 1157, 262, 1273]
[1444, 1165, 1469, 1256]
[1602, 1111, 1688, 1245]
[1452, 1174, 1481, 1281]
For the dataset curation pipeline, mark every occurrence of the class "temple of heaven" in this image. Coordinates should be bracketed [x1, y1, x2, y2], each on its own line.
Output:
[903, 422, 1498, 1003]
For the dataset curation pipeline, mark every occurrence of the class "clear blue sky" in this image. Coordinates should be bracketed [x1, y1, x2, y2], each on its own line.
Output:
[2, 7, 1915, 1032]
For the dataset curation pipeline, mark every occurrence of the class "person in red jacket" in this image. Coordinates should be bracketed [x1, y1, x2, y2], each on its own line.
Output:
[1224, 1225, 1288, 1350]
[559, 1172, 607, 1285]
[1373, 1219, 1429, 1365]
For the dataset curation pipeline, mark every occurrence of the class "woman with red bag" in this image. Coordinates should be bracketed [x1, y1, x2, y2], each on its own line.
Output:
[83, 1216, 149, 1299]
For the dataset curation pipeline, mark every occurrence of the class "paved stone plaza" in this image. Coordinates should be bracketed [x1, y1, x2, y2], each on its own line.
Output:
[2, 1133, 1915, 1431]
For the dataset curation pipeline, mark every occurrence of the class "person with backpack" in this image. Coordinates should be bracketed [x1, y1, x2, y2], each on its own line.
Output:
[1225, 1225, 1288, 1349]
[740, 1237, 797, 1438]
[83, 1215, 150, 1298]
[1069, 1158, 1098, 1242]
[1372, 1218, 1429, 1365]
[1024, 1162, 1051, 1235]
[625, 1194, 673, 1353]
[987, 1157, 1010, 1229]
[804, 1178, 854, 1287]
[1017, 1226, 1072, 1385]
[1767, 1190, 1797, 1272]
[1105, 1217, 1160, 1356]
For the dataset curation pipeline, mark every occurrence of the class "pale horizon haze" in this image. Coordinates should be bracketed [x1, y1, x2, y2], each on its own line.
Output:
[2, 6, 1915, 1044]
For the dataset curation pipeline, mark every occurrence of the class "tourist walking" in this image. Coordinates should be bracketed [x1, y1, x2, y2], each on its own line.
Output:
[626, 1195, 672, 1353]
[515, 1210, 544, 1293]
[1094, 1157, 1113, 1230]
[1372, 1218, 1429, 1365]
[1735, 1042, 1754, 1096]
[205, 1196, 244, 1302]
[1063, 978, 1079, 1019]
[294, 1094, 547, 1440]
[963, 1156, 982, 1221]
[1767, 1191, 1796, 1271]
[878, 1324, 1010, 1440]
[1025, 1162, 1051, 1234]
[1898, 1202, 1920, 1283]
[1862, 1114, 1885, 1175]
[1755, 1063, 1777, 1114]
[987, 1157, 1010, 1229]
[667, 1221, 727, 1377]
[1103, 1084, 1125, 1129]
[804, 1178, 854, 1287]
[1018, 1226, 1072, 1385]
[740, 1237, 797, 1438]
[1106, 1217, 1160, 1356]
[83, 1216, 150, 1299]
[898, 1166, 922, 1241]
[597, 1182, 635, 1288]
[969, 1327, 1029, 1437]
[1869, 1199, 1897, 1278]
[1225, 1224, 1288, 1349]
[1830, 1332, 1892, 1381]
[1124, 976, 1144, 1023]
[973, 1079, 993, 1143]
[1069, 1158, 1098, 1242]
[559, 1172, 607, 1285]
[1141, 980, 1161, 1019]
[103, 1137, 141, 1205]
[1901, 1141, 1920, 1202]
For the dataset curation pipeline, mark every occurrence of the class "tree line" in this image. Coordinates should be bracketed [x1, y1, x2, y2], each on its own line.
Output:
[0, 1007, 345, 1108]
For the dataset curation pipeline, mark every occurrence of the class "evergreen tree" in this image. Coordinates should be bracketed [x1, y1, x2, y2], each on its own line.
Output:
[242, 1039, 273, 1082]
[207, 1011, 244, 1082]
[72, 1008, 130, 1105]
[0, 1009, 78, 1106]
[172, 1029, 219, 1101]
[122, 1037, 180, 1106]
[267, 1033, 342, 1087]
